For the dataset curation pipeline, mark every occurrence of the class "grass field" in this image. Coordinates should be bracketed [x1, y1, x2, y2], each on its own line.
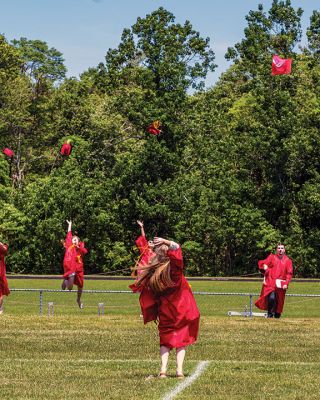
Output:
[1, 278, 320, 399]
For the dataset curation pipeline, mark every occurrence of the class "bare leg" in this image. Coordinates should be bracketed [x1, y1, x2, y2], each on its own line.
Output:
[77, 286, 83, 308]
[176, 347, 186, 377]
[66, 275, 75, 291]
[61, 280, 66, 290]
[0, 295, 3, 314]
[159, 345, 170, 376]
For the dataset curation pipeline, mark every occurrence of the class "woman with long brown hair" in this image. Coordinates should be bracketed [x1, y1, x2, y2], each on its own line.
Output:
[130, 236, 200, 378]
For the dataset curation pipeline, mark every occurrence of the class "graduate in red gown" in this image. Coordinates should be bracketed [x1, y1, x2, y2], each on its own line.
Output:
[133, 220, 155, 278]
[61, 220, 88, 308]
[255, 243, 293, 318]
[130, 236, 200, 378]
[0, 242, 10, 314]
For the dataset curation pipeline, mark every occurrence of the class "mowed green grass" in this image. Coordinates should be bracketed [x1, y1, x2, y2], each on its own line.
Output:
[1, 278, 320, 399]
[5, 277, 320, 318]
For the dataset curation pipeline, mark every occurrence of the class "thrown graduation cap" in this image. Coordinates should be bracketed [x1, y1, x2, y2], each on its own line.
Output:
[147, 120, 162, 135]
[60, 140, 72, 156]
[2, 148, 14, 158]
[272, 55, 292, 75]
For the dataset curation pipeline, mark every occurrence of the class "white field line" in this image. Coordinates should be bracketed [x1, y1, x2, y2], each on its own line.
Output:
[162, 361, 210, 400]
[2, 359, 320, 366]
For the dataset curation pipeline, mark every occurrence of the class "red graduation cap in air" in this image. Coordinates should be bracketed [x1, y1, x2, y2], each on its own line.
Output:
[2, 148, 14, 158]
[60, 140, 72, 156]
[272, 55, 292, 75]
[147, 120, 162, 135]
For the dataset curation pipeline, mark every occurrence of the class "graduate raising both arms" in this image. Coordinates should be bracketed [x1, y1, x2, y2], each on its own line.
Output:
[133, 220, 155, 278]
[61, 220, 88, 309]
[130, 236, 200, 378]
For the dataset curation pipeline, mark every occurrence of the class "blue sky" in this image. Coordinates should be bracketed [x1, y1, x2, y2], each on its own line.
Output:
[1, 0, 319, 88]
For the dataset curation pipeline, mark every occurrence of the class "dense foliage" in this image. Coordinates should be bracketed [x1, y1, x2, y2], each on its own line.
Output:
[1, 2, 320, 276]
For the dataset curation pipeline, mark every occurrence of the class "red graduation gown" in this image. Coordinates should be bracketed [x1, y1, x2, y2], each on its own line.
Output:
[255, 253, 293, 314]
[130, 246, 200, 349]
[63, 231, 88, 288]
[0, 243, 10, 296]
[135, 235, 154, 277]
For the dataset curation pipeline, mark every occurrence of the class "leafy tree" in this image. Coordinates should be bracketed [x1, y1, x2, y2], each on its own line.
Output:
[1, 5, 320, 278]
[0, 34, 21, 81]
[226, 0, 303, 79]
[88, 7, 216, 133]
[306, 10, 320, 59]
[12, 37, 67, 83]
[105, 7, 216, 93]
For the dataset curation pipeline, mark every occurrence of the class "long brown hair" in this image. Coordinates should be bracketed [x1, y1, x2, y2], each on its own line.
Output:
[136, 244, 175, 294]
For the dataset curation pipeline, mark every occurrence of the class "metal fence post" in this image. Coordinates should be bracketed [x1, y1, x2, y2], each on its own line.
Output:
[249, 294, 253, 317]
[98, 303, 105, 316]
[48, 302, 54, 316]
[40, 290, 43, 316]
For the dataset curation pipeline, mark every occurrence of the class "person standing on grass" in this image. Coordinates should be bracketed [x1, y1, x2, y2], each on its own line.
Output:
[61, 220, 88, 309]
[255, 243, 293, 318]
[0, 241, 10, 314]
[132, 220, 155, 278]
[130, 236, 200, 378]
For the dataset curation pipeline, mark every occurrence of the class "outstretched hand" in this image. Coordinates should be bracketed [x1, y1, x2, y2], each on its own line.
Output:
[137, 220, 144, 228]
[153, 237, 170, 246]
[66, 220, 72, 232]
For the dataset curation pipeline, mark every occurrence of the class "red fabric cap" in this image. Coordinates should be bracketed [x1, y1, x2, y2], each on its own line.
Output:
[147, 127, 161, 135]
[272, 55, 292, 75]
[60, 143, 72, 156]
[147, 120, 162, 135]
[2, 148, 14, 158]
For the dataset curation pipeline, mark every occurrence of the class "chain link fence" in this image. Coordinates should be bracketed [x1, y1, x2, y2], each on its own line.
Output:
[4, 288, 320, 318]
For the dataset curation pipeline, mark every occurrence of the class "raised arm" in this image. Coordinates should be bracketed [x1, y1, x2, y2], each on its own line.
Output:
[66, 220, 72, 232]
[65, 220, 73, 247]
[153, 237, 179, 249]
[137, 220, 146, 238]
[154, 237, 183, 268]
[135, 220, 150, 255]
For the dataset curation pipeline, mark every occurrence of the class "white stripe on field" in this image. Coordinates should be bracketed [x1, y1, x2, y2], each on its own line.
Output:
[162, 361, 210, 400]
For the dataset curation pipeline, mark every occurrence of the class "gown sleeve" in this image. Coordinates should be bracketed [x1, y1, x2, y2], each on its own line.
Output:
[135, 235, 149, 255]
[167, 245, 184, 269]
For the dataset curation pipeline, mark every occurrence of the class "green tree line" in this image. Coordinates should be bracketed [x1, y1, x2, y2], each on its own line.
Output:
[1, 2, 320, 277]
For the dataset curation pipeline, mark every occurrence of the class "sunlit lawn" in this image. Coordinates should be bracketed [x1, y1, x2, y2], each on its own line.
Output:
[0, 278, 319, 399]
[6, 277, 320, 318]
